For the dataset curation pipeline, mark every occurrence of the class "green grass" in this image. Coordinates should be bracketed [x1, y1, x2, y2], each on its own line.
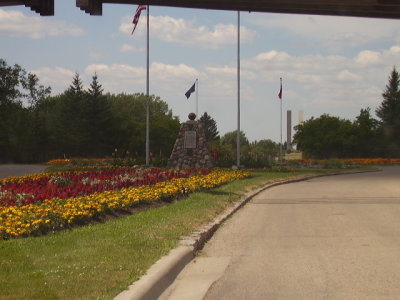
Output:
[0, 168, 369, 299]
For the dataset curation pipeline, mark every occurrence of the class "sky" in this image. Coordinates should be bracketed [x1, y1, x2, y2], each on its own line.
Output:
[1, 1, 400, 144]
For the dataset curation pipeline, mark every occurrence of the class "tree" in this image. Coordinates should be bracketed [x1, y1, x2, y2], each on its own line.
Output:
[85, 73, 115, 157]
[293, 114, 356, 158]
[107, 93, 179, 161]
[376, 67, 400, 156]
[217, 130, 250, 166]
[243, 139, 279, 168]
[0, 58, 51, 162]
[220, 130, 249, 151]
[0, 59, 24, 107]
[353, 108, 381, 157]
[55, 73, 89, 157]
[199, 112, 220, 142]
[22, 73, 51, 108]
[253, 139, 279, 158]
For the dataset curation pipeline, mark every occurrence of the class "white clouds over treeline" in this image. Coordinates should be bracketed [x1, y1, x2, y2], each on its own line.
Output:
[4, 5, 400, 140]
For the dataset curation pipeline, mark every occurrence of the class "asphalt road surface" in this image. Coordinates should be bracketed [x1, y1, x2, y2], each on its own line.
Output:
[0, 164, 48, 179]
[161, 166, 400, 300]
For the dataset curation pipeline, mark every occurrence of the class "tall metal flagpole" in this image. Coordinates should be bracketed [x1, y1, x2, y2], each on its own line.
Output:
[236, 11, 241, 168]
[279, 77, 282, 164]
[145, 5, 150, 165]
[195, 78, 198, 118]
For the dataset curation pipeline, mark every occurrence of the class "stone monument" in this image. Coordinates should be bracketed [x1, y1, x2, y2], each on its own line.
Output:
[168, 113, 213, 169]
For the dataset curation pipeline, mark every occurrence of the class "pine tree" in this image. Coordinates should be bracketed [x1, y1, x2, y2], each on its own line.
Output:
[86, 73, 114, 157]
[56, 73, 88, 157]
[199, 112, 219, 142]
[376, 67, 400, 156]
[88, 73, 103, 97]
[67, 72, 84, 96]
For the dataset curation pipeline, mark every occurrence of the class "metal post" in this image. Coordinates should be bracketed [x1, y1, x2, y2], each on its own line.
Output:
[145, 5, 150, 165]
[279, 77, 282, 164]
[195, 78, 198, 118]
[236, 11, 241, 168]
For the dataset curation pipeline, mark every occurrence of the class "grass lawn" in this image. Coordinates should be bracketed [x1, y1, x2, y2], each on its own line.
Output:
[0, 168, 369, 299]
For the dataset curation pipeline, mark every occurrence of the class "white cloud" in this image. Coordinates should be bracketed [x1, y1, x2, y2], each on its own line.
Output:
[0, 9, 84, 39]
[205, 65, 256, 80]
[240, 45, 400, 120]
[120, 15, 256, 48]
[151, 62, 197, 79]
[89, 51, 104, 61]
[250, 13, 400, 49]
[120, 44, 143, 52]
[336, 70, 361, 82]
[30, 67, 75, 94]
[355, 50, 382, 65]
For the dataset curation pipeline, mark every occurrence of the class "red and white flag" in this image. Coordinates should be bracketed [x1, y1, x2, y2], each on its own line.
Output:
[132, 5, 146, 34]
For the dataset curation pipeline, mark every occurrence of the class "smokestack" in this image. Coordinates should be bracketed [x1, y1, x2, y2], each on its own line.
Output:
[298, 110, 304, 125]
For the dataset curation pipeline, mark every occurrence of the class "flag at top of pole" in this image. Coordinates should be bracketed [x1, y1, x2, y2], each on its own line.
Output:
[131, 5, 146, 34]
[278, 77, 282, 100]
[185, 82, 196, 99]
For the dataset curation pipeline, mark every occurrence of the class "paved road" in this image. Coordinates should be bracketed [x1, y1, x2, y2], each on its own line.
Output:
[161, 166, 400, 300]
[0, 164, 48, 179]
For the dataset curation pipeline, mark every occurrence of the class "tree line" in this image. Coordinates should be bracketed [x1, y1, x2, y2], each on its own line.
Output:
[293, 67, 400, 159]
[0, 58, 280, 167]
[0, 59, 180, 164]
[3, 57, 396, 165]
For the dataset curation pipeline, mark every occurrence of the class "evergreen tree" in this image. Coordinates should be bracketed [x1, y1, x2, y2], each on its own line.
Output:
[353, 108, 381, 157]
[67, 72, 84, 96]
[199, 112, 220, 142]
[88, 73, 103, 97]
[56, 73, 88, 157]
[376, 67, 400, 156]
[86, 73, 114, 157]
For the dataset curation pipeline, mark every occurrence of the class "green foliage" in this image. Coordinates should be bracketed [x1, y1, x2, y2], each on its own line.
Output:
[0, 59, 51, 162]
[0, 59, 180, 163]
[199, 112, 220, 142]
[293, 114, 356, 159]
[107, 93, 180, 163]
[375, 67, 400, 156]
[212, 132, 277, 168]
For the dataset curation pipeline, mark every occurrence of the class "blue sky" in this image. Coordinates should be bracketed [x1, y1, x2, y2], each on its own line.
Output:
[1, 1, 400, 144]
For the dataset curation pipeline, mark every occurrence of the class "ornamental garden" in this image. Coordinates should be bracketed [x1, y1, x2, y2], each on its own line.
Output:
[0, 161, 250, 239]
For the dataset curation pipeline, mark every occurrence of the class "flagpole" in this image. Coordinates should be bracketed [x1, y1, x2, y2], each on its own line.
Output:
[279, 77, 282, 164]
[236, 10, 241, 168]
[145, 5, 150, 166]
[195, 78, 198, 118]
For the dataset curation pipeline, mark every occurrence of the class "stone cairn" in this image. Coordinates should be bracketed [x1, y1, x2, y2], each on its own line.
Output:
[168, 113, 213, 169]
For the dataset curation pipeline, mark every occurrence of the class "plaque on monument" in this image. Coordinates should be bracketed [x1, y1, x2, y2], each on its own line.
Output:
[184, 131, 197, 149]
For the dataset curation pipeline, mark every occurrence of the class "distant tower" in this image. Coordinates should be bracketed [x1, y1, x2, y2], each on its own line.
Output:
[298, 110, 304, 125]
[287, 110, 292, 150]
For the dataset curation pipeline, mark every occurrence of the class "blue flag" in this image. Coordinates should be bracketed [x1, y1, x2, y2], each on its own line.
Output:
[185, 82, 196, 99]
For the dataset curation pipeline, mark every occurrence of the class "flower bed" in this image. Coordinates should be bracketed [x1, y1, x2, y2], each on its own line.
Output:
[286, 158, 400, 168]
[0, 168, 250, 239]
[0, 168, 204, 207]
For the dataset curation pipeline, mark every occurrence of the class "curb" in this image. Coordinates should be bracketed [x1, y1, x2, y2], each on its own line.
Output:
[114, 170, 377, 300]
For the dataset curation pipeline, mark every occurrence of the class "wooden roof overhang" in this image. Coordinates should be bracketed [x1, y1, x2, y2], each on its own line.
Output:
[1, 0, 400, 19]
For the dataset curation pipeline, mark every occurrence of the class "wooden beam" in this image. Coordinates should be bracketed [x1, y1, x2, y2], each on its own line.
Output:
[76, 0, 102, 15]
[2, 0, 400, 19]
